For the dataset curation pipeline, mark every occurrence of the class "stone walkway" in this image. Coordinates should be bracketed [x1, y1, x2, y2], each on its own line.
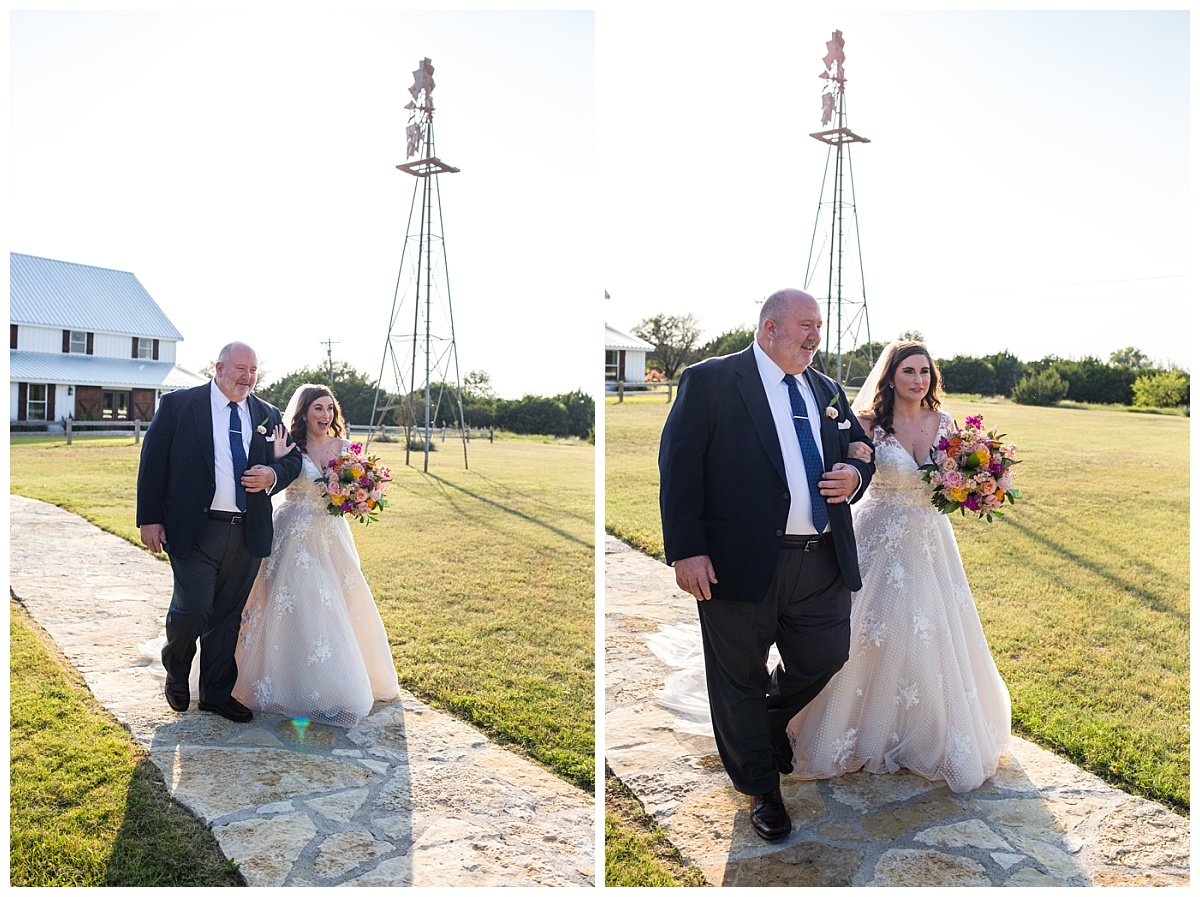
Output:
[604, 535, 1189, 887]
[9, 495, 594, 887]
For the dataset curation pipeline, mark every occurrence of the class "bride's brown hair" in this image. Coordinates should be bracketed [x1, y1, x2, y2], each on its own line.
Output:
[870, 341, 943, 434]
[288, 385, 347, 452]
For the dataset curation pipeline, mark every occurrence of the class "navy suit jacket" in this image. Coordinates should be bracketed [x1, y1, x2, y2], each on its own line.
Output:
[659, 345, 875, 602]
[136, 383, 303, 559]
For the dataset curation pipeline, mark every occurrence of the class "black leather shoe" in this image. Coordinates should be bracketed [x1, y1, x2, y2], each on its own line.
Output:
[164, 678, 190, 712]
[751, 788, 792, 841]
[198, 697, 254, 723]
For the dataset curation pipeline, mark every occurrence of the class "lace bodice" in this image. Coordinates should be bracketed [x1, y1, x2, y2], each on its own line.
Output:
[861, 412, 952, 508]
[278, 442, 345, 515]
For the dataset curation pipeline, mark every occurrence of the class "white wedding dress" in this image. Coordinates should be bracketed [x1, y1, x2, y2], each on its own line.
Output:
[232, 444, 399, 728]
[650, 411, 1012, 792]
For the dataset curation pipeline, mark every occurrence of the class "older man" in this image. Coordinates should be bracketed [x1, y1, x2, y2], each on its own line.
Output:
[659, 289, 875, 840]
[137, 342, 302, 722]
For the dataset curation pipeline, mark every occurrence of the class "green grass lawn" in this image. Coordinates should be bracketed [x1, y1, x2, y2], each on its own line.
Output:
[10, 433, 594, 883]
[10, 598, 242, 886]
[605, 395, 1189, 882]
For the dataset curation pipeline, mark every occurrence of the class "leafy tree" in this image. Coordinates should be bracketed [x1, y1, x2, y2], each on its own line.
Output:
[633, 313, 702, 379]
[938, 356, 997, 396]
[897, 329, 926, 342]
[257, 362, 392, 426]
[1049, 356, 1135, 405]
[1012, 367, 1069, 406]
[463, 369, 496, 399]
[697, 326, 756, 361]
[986, 351, 1027, 397]
[1110, 346, 1153, 371]
[1133, 369, 1190, 408]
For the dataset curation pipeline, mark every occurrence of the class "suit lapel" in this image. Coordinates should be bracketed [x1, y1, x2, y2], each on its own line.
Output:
[735, 347, 787, 484]
[191, 385, 216, 480]
[246, 395, 268, 465]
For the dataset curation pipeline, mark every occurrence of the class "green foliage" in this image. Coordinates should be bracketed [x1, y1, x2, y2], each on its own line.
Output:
[1110, 346, 1153, 371]
[696, 325, 755, 362]
[987, 350, 1028, 396]
[1133, 369, 1190, 408]
[1012, 367, 1069, 405]
[257, 361, 392, 426]
[633, 313, 702, 379]
[939, 355, 998, 396]
[1048, 356, 1136, 405]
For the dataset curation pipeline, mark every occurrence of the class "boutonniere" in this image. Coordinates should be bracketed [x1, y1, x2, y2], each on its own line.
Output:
[824, 395, 840, 419]
[256, 417, 269, 437]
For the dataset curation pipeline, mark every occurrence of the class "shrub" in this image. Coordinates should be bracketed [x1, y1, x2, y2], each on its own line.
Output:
[1050, 356, 1136, 405]
[939, 355, 998, 396]
[1132, 370, 1190, 408]
[1012, 367, 1069, 406]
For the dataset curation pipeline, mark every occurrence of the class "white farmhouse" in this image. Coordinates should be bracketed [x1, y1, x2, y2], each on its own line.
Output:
[10, 252, 207, 423]
[605, 323, 655, 389]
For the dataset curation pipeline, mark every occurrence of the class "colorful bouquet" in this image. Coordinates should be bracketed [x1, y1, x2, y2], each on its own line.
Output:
[919, 414, 1021, 522]
[316, 443, 391, 524]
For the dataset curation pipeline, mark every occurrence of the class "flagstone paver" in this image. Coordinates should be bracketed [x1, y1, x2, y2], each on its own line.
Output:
[9, 495, 594, 887]
[604, 534, 1189, 887]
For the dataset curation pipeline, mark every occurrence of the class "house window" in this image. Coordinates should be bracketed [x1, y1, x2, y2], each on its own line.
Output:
[69, 330, 88, 354]
[137, 337, 155, 359]
[102, 390, 131, 420]
[27, 384, 48, 421]
[605, 350, 620, 383]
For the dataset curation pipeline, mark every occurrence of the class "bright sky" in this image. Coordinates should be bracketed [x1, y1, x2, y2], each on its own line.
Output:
[600, 9, 1191, 371]
[10, 10, 595, 399]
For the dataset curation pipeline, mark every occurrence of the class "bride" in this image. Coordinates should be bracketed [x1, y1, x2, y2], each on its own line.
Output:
[652, 340, 1011, 792]
[231, 384, 399, 727]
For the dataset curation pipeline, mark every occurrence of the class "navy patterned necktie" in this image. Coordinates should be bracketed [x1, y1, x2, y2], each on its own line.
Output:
[782, 374, 828, 533]
[228, 401, 248, 512]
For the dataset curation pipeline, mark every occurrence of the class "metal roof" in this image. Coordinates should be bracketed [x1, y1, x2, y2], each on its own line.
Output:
[605, 323, 655, 352]
[10, 252, 184, 340]
[9, 351, 208, 390]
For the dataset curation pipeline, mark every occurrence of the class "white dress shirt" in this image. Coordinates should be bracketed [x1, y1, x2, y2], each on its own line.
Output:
[752, 340, 828, 535]
[210, 381, 252, 513]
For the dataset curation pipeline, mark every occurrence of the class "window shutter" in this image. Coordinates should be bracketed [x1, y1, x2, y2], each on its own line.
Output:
[10, 324, 16, 350]
[132, 336, 139, 359]
[86, 332, 94, 355]
[62, 330, 71, 353]
[153, 339, 160, 361]
[18, 382, 27, 420]
[47, 387, 56, 422]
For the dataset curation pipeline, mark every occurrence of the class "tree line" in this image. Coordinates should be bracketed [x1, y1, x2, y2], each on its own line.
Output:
[633, 314, 1189, 409]
[255, 362, 594, 441]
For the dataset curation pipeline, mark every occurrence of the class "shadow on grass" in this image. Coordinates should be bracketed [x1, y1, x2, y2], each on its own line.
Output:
[1002, 515, 1188, 623]
[423, 472, 591, 549]
[105, 756, 246, 887]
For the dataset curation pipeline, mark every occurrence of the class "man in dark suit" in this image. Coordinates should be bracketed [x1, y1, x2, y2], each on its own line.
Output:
[659, 288, 875, 841]
[137, 341, 302, 722]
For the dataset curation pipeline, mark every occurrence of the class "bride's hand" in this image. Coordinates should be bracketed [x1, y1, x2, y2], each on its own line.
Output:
[847, 441, 873, 463]
[271, 424, 295, 460]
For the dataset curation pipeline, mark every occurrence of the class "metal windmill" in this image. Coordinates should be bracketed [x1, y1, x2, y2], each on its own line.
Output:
[369, 57, 469, 470]
[804, 30, 874, 386]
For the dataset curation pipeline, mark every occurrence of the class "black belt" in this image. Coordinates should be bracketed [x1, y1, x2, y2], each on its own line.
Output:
[782, 532, 832, 551]
[208, 510, 246, 525]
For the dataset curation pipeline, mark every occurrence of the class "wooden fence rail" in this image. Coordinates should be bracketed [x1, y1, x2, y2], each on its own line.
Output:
[607, 380, 677, 403]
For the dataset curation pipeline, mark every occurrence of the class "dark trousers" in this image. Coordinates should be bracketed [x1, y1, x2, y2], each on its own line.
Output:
[162, 518, 261, 704]
[696, 542, 851, 795]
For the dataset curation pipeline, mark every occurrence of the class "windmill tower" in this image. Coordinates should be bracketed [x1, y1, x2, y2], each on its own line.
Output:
[369, 57, 469, 470]
[804, 30, 874, 386]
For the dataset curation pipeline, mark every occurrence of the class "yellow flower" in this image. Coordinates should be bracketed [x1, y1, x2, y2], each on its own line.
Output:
[949, 487, 969, 503]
